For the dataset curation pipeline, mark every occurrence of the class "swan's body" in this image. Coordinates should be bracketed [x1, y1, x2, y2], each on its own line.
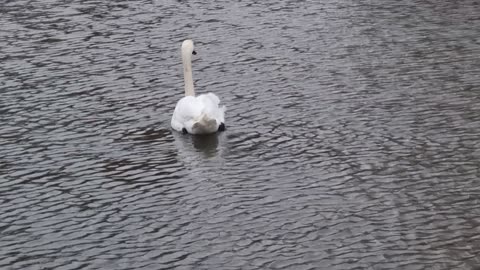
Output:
[171, 40, 226, 134]
[171, 93, 225, 134]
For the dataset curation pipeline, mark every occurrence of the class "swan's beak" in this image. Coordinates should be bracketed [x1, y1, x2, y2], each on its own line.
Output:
[192, 50, 197, 55]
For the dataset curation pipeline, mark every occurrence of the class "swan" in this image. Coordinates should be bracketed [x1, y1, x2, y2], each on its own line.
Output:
[171, 40, 226, 135]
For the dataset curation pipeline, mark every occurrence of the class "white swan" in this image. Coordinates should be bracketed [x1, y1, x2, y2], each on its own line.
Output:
[171, 40, 226, 135]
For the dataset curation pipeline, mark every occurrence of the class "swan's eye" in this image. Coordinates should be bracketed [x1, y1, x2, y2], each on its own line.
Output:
[192, 50, 197, 55]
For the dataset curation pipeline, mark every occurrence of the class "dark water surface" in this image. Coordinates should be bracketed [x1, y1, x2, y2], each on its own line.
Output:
[2, 0, 480, 269]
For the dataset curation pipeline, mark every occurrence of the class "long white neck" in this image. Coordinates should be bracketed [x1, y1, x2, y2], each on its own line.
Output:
[182, 50, 195, 96]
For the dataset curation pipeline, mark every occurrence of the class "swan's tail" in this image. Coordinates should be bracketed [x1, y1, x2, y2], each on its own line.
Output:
[199, 113, 217, 124]
[192, 113, 218, 134]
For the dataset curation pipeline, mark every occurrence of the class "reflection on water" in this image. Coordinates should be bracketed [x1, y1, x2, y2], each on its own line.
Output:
[191, 134, 219, 154]
[173, 132, 221, 158]
[1, 0, 480, 269]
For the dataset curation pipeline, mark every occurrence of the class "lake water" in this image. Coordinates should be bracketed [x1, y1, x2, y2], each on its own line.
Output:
[1, 0, 480, 269]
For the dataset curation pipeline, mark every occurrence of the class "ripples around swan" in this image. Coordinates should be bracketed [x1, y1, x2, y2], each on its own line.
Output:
[1, 0, 480, 269]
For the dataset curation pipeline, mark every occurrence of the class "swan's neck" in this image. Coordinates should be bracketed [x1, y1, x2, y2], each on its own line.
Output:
[182, 51, 195, 96]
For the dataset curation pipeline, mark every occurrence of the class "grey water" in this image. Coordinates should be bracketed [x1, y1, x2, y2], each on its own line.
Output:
[1, 0, 480, 269]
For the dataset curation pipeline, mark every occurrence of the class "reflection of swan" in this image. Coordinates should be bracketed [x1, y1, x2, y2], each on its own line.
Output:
[191, 134, 219, 154]
[171, 40, 226, 135]
[172, 131, 222, 159]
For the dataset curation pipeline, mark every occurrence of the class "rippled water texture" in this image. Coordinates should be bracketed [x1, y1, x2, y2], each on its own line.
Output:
[2, 0, 480, 269]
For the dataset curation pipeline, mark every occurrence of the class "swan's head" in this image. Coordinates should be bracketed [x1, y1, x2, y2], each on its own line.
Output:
[182, 40, 197, 56]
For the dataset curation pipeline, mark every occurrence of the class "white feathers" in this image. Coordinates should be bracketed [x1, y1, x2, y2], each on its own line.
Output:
[171, 93, 226, 134]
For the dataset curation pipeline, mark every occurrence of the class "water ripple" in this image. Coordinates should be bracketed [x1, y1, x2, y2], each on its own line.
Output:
[1, 0, 480, 269]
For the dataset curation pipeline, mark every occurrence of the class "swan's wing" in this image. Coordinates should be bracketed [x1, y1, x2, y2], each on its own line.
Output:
[171, 111, 184, 132]
[171, 96, 204, 131]
[199, 92, 220, 105]
[198, 93, 226, 123]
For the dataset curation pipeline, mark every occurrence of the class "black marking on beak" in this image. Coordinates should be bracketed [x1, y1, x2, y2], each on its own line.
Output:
[192, 50, 197, 55]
